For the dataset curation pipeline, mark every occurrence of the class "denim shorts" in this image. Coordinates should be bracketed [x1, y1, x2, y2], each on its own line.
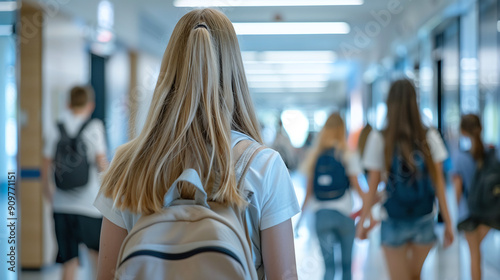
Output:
[381, 215, 437, 247]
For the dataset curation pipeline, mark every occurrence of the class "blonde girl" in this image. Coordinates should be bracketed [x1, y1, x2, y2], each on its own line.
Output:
[302, 113, 364, 280]
[94, 8, 299, 280]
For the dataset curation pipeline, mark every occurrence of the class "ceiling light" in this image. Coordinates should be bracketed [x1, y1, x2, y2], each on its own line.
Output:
[174, 0, 363, 7]
[246, 74, 329, 83]
[242, 51, 336, 63]
[248, 81, 327, 89]
[244, 63, 332, 75]
[0, 1, 16, 11]
[252, 88, 324, 93]
[0, 25, 13, 36]
[233, 22, 349, 35]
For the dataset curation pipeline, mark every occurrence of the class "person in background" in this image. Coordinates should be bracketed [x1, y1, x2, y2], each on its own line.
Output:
[452, 114, 491, 280]
[357, 123, 372, 161]
[301, 113, 365, 280]
[42, 85, 108, 280]
[272, 119, 298, 171]
[358, 79, 454, 280]
[94, 8, 299, 280]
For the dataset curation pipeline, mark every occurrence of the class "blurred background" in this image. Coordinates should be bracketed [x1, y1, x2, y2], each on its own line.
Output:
[0, 0, 499, 279]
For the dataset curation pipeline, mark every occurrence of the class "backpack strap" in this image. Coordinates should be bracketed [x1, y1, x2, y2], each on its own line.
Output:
[233, 140, 266, 192]
[57, 122, 69, 139]
[163, 169, 210, 208]
[75, 118, 93, 139]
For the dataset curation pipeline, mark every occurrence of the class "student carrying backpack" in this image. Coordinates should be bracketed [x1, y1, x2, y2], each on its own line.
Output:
[301, 113, 364, 280]
[42, 85, 108, 280]
[94, 9, 300, 280]
[358, 80, 454, 280]
[453, 114, 499, 280]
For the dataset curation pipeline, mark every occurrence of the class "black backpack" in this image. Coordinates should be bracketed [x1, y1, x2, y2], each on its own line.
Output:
[313, 148, 350, 201]
[467, 148, 500, 230]
[384, 150, 435, 219]
[53, 119, 92, 191]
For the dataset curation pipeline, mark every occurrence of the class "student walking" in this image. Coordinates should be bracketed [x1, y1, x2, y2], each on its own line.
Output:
[302, 113, 364, 280]
[42, 86, 108, 280]
[453, 114, 497, 280]
[357, 79, 454, 280]
[94, 8, 299, 280]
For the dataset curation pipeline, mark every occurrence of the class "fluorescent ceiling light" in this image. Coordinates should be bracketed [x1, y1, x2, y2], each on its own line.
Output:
[248, 81, 327, 89]
[245, 65, 332, 75]
[174, 0, 363, 7]
[233, 22, 349, 35]
[247, 74, 329, 83]
[252, 88, 324, 93]
[0, 1, 16, 11]
[242, 51, 336, 63]
[0, 25, 13, 36]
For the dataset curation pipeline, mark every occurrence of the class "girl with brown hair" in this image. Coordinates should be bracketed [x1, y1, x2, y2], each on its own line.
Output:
[358, 79, 454, 280]
[452, 114, 491, 280]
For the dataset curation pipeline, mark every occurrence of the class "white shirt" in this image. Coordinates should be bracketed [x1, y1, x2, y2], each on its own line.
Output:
[44, 111, 107, 218]
[93, 130, 301, 277]
[362, 129, 449, 220]
[362, 129, 449, 171]
[310, 150, 363, 217]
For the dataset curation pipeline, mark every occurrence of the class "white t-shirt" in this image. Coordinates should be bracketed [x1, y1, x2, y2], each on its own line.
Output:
[93, 130, 300, 277]
[310, 150, 363, 217]
[44, 111, 107, 218]
[362, 129, 449, 220]
[362, 129, 449, 171]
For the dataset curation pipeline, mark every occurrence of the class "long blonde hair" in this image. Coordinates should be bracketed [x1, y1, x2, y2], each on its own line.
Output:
[302, 113, 347, 177]
[100, 8, 262, 214]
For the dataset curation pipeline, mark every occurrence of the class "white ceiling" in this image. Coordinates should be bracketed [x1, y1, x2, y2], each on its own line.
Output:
[26, 0, 457, 111]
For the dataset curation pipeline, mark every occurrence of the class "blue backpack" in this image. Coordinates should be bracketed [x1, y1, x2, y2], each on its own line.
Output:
[384, 150, 435, 219]
[313, 148, 350, 201]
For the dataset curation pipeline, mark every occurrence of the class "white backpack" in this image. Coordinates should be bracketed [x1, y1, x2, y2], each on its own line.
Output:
[115, 140, 263, 280]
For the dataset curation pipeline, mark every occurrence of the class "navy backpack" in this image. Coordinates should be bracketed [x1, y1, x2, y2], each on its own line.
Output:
[313, 148, 350, 201]
[384, 150, 435, 219]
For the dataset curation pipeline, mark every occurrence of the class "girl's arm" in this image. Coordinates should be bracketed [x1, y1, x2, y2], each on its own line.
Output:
[349, 175, 365, 200]
[434, 162, 454, 247]
[261, 219, 298, 280]
[356, 170, 381, 239]
[97, 218, 128, 280]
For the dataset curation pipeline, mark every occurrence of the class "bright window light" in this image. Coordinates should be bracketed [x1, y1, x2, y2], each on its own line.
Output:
[251, 88, 324, 93]
[245, 64, 332, 75]
[248, 81, 327, 89]
[0, 1, 16, 12]
[314, 110, 328, 130]
[0, 25, 13, 36]
[233, 22, 350, 35]
[246, 74, 329, 83]
[281, 110, 310, 148]
[376, 103, 387, 130]
[174, 0, 363, 7]
[242, 51, 336, 62]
